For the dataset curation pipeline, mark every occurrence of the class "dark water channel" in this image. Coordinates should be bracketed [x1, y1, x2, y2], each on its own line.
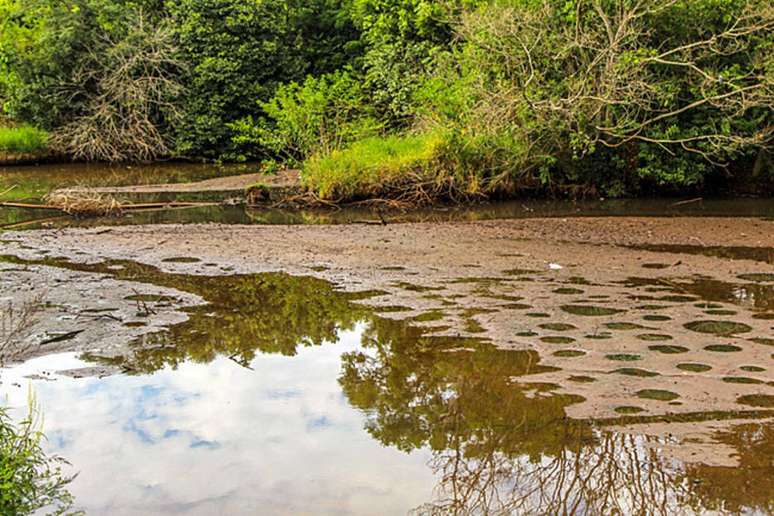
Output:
[1, 258, 773, 515]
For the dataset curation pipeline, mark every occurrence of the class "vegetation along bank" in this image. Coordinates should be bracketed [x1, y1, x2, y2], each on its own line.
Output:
[1, 0, 772, 202]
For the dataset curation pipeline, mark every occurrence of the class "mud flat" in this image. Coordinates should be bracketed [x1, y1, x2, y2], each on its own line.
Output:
[2, 216, 772, 421]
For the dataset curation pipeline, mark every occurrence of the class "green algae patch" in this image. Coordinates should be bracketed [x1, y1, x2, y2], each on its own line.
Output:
[705, 309, 738, 316]
[538, 323, 577, 331]
[642, 263, 670, 269]
[738, 273, 774, 283]
[553, 287, 584, 295]
[526, 312, 550, 318]
[411, 311, 446, 323]
[740, 366, 766, 372]
[643, 315, 671, 321]
[500, 303, 532, 310]
[540, 336, 576, 344]
[637, 389, 680, 401]
[684, 320, 752, 335]
[612, 368, 660, 378]
[615, 406, 645, 414]
[705, 344, 743, 352]
[515, 331, 538, 337]
[606, 354, 641, 362]
[722, 377, 764, 385]
[568, 375, 596, 383]
[648, 345, 689, 354]
[750, 338, 774, 346]
[637, 333, 673, 341]
[161, 257, 202, 263]
[553, 350, 585, 358]
[677, 363, 712, 373]
[737, 394, 774, 408]
[586, 333, 613, 339]
[561, 305, 625, 317]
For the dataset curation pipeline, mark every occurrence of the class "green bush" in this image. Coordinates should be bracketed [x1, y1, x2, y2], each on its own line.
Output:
[169, 0, 361, 160]
[0, 398, 77, 515]
[0, 125, 47, 154]
[230, 70, 382, 162]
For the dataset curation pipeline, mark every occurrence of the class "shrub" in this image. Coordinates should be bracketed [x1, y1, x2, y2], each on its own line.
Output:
[0, 396, 77, 515]
[230, 70, 382, 162]
[0, 125, 47, 154]
[439, 0, 774, 193]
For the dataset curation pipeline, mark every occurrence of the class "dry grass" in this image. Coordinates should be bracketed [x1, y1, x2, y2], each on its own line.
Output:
[44, 189, 123, 217]
[0, 295, 44, 364]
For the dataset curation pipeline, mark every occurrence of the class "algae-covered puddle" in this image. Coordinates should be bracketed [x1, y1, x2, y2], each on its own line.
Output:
[1, 255, 774, 514]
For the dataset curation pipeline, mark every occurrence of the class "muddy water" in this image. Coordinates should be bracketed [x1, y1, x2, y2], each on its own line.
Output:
[1, 257, 773, 515]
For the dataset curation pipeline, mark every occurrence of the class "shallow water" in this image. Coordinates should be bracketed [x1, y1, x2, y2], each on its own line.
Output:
[1, 257, 773, 515]
[2, 162, 774, 229]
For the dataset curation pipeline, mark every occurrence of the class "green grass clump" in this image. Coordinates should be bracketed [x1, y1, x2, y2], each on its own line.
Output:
[0, 126, 48, 154]
[302, 130, 525, 203]
[303, 132, 445, 201]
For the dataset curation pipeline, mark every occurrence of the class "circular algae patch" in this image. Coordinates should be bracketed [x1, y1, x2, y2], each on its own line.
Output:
[606, 353, 641, 362]
[737, 394, 774, 408]
[568, 375, 597, 383]
[637, 389, 680, 401]
[615, 406, 645, 414]
[161, 257, 201, 263]
[539, 323, 577, 331]
[561, 305, 625, 316]
[684, 320, 752, 336]
[553, 287, 584, 295]
[637, 333, 673, 341]
[722, 377, 764, 385]
[613, 368, 659, 378]
[553, 350, 585, 358]
[677, 363, 712, 373]
[705, 344, 743, 352]
[541, 336, 576, 344]
[649, 345, 689, 354]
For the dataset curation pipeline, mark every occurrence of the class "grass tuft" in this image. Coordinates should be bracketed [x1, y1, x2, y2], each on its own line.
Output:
[0, 126, 48, 154]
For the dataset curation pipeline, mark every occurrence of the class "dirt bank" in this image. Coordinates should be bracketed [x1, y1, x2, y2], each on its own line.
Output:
[1, 216, 772, 423]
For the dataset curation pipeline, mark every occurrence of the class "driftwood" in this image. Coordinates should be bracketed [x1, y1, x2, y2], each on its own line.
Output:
[0, 200, 218, 211]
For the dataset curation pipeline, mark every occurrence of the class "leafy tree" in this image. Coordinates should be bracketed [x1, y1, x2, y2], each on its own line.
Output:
[168, 0, 361, 160]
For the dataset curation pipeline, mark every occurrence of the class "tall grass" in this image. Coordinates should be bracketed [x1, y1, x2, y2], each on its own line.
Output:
[0, 126, 49, 154]
[302, 130, 528, 203]
[0, 394, 78, 515]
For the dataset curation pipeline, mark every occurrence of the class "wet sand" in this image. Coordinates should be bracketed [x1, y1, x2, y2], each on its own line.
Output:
[1, 216, 773, 446]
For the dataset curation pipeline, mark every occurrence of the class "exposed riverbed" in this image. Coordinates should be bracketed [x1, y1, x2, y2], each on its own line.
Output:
[1, 198, 773, 513]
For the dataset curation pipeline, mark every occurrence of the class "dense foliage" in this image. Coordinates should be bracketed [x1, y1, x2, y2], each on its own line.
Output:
[1, 0, 772, 196]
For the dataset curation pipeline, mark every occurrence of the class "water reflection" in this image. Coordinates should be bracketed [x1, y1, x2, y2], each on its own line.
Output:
[1, 260, 773, 514]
